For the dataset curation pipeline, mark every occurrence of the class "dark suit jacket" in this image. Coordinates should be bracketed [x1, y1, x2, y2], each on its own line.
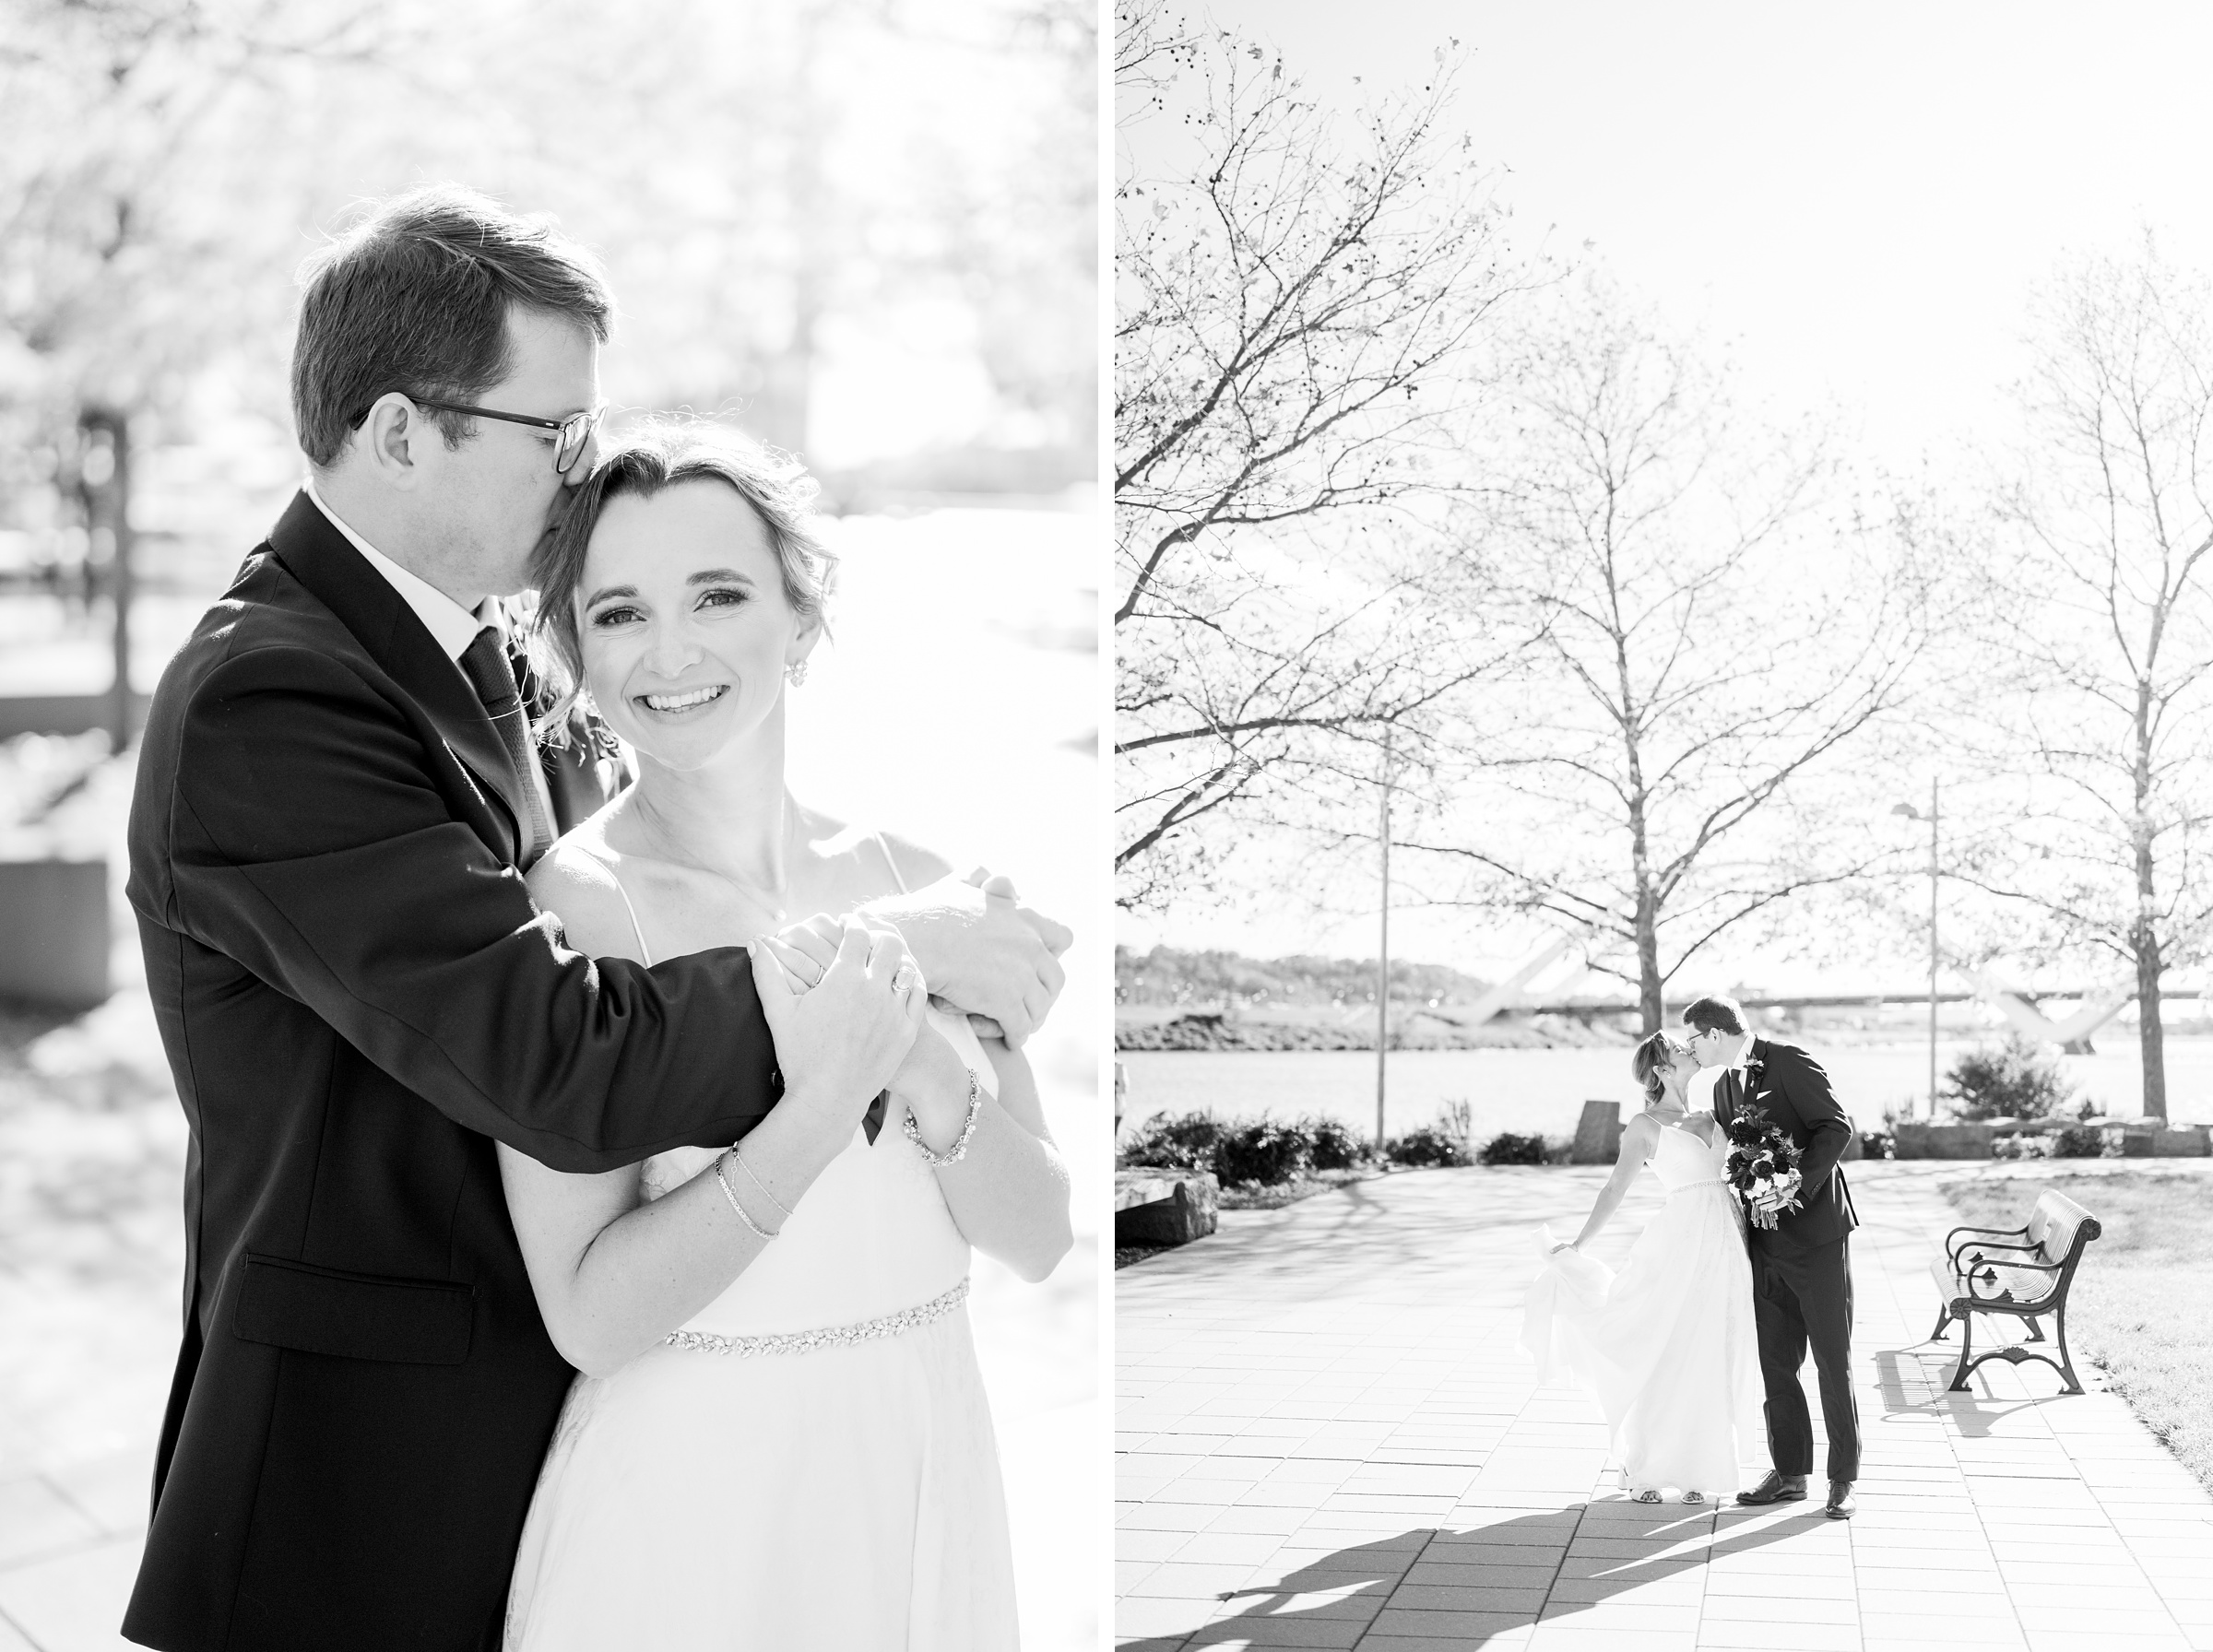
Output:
[1720, 1036, 1858, 1252]
[123, 492, 783, 1652]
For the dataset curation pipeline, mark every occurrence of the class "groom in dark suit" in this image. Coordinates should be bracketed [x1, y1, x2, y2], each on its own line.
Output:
[1683, 994, 1861, 1520]
[122, 185, 1069, 1652]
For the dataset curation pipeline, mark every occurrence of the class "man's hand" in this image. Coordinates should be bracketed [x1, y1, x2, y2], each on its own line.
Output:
[860, 868, 1069, 1046]
[750, 917, 922, 1124]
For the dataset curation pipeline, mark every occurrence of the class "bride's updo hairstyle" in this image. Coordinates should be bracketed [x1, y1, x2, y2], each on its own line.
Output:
[526, 417, 837, 744]
[1630, 1032, 1679, 1110]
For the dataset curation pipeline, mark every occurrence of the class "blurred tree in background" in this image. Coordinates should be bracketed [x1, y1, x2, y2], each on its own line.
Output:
[0, 0, 1095, 622]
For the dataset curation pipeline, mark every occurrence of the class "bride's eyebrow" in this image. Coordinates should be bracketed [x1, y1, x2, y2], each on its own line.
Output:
[582, 583, 638, 607]
[686, 568, 750, 585]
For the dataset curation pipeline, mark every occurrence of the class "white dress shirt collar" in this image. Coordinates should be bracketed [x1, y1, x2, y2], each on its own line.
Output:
[304, 478, 495, 662]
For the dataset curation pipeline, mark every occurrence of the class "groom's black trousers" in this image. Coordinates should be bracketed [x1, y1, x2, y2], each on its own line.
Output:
[1751, 1236, 1859, 1482]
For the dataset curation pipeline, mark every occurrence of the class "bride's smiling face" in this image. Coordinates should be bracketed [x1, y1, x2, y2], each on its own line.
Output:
[574, 479, 818, 770]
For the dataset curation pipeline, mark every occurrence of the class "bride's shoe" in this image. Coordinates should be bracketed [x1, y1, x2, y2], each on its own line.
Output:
[1629, 1487, 1663, 1504]
[1681, 1490, 1706, 1504]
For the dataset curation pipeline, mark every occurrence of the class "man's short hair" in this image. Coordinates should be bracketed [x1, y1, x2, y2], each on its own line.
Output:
[1681, 995, 1747, 1037]
[290, 184, 613, 467]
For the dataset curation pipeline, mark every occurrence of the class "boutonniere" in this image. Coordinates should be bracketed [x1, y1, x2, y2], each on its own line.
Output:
[1743, 1048, 1766, 1089]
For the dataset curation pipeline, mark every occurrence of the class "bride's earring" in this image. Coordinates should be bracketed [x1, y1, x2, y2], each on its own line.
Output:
[785, 659, 808, 688]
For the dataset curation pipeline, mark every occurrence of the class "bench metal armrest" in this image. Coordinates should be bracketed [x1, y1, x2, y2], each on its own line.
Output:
[1952, 1236, 2044, 1266]
[1944, 1221, 2030, 1252]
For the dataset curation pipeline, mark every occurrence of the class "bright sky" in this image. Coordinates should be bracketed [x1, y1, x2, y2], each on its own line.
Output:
[1119, 0, 2213, 984]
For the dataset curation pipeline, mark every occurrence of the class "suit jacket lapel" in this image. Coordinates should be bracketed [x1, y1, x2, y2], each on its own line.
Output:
[266, 491, 527, 864]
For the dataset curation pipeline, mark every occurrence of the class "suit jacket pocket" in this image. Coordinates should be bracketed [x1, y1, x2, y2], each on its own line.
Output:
[233, 1253, 474, 1365]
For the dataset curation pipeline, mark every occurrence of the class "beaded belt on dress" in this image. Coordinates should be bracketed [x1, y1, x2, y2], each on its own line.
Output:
[661, 1277, 968, 1357]
[1669, 1175, 1731, 1196]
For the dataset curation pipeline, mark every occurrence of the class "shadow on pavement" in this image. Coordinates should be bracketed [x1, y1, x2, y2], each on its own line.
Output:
[1120, 1500, 1837, 1650]
[1873, 1344, 2082, 1437]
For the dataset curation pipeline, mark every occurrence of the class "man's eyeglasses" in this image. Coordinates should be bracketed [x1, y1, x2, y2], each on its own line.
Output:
[361, 395, 604, 475]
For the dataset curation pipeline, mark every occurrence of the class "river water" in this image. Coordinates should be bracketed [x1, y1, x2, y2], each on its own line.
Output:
[1117, 1038, 2213, 1141]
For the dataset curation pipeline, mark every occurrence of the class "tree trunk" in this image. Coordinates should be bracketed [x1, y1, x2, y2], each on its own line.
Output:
[80, 410, 135, 747]
[2136, 920, 2167, 1123]
[1635, 895, 1663, 1036]
[2133, 680, 2167, 1122]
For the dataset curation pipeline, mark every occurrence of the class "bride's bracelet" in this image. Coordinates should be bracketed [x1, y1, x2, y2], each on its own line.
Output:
[903, 1067, 982, 1168]
[732, 1141, 792, 1219]
[714, 1148, 781, 1241]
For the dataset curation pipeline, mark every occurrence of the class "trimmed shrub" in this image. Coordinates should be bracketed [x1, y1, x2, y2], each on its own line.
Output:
[1991, 1132, 2054, 1161]
[1118, 1111, 1225, 1174]
[2053, 1124, 2111, 1159]
[1301, 1115, 1370, 1171]
[1388, 1124, 1473, 1167]
[1941, 1036, 2076, 1122]
[1856, 1131, 1894, 1161]
[1213, 1118, 1313, 1186]
[1478, 1131, 1550, 1166]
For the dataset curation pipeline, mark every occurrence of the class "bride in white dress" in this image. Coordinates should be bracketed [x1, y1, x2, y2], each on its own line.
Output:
[1521, 1032, 1763, 1503]
[497, 421, 1072, 1648]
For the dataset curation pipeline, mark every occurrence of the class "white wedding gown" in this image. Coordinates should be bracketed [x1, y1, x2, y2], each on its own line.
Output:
[1520, 1118, 1765, 1495]
[503, 1006, 1018, 1649]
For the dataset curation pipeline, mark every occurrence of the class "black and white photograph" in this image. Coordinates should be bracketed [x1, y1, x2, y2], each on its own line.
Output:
[1117, 4, 2213, 1649]
[0, 3, 1099, 1649]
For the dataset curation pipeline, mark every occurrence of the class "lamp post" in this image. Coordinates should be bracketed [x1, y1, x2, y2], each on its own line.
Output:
[1891, 780, 1939, 1119]
[1376, 729, 1391, 1150]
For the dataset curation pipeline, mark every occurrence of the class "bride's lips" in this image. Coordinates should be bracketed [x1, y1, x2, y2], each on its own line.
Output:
[633, 683, 731, 718]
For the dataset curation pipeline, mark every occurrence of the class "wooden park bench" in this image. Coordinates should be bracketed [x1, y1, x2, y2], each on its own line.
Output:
[1927, 1189, 2102, 1395]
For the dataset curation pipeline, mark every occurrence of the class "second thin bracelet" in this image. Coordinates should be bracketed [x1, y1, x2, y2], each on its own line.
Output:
[714, 1149, 780, 1241]
[732, 1143, 792, 1219]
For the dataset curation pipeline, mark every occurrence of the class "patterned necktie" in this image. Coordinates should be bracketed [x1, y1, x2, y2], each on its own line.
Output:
[459, 625, 553, 868]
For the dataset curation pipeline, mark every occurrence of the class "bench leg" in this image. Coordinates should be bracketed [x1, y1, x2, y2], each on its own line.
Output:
[1948, 1313, 1976, 1392]
[1930, 1303, 1953, 1342]
[2053, 1310, 2085, 1396]
[2022, 1315, 2045, 1343]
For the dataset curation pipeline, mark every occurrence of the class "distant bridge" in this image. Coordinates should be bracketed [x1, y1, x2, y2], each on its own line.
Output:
[1509, 985, 2206, 1055]
[1516, 989, 2207, 1016]
[1469, 925, 2202, 1054]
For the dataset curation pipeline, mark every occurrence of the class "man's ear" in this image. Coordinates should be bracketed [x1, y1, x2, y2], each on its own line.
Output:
[361, 393, 426, 491]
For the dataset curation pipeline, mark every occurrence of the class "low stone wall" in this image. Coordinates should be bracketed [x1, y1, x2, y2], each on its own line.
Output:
[1891, 1120, 2212, 1160]
[1115, 1169, 1220, 1246]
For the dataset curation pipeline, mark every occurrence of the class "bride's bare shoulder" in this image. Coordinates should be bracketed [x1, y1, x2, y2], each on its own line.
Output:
[806, 808, 956, 895]
[526, 833, 647, 962]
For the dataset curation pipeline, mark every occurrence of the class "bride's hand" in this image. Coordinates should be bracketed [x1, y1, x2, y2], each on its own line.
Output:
[756, 914, 843, 989]
[750, 918, 924, 1128]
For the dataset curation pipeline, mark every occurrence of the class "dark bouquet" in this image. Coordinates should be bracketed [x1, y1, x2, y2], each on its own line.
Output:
[1723, 1105, 1804, 1231]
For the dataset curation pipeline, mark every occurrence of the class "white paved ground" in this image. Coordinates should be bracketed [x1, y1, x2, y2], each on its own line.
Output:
[1118, 1160, 2213, 1651]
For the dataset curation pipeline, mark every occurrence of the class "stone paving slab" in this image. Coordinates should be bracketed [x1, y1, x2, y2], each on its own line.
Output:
[1118, 1162, 2213, 1650]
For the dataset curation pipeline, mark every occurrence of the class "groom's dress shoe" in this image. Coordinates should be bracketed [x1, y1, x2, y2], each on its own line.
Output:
[1825, 1481, 1856, 1519]
[1735, 1471, 1807, 1505]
